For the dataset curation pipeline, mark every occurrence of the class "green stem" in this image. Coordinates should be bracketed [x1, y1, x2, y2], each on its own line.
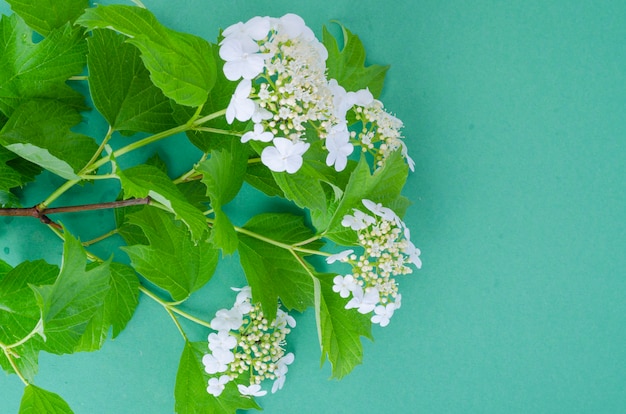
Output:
[165, 308, 188, 341]
[3, 350, 28, 386]
[2, 318, 44, 351]
[193, 127, 243, 137]
[80, 125, 114, 175]
[139, 286, 212, 330]
[83, 228, 119, 247]
[39, 108, 227, 208]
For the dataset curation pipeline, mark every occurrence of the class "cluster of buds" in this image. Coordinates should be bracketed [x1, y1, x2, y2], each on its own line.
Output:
[202, 287, 296, 398]
[328, 199, 421, 327]
[219, 14, 413, 174]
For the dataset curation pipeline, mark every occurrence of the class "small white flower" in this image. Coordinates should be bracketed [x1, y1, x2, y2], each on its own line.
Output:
[274, 309, 297, 329]
[261, 137, 310, 173]
[238, 383, 267, 397]
[241, 123, 274, 143]
[404, 240, 422, 269]
[210, 307, 244, 331]
[271, 352, 295, 393]
[362, 199, 398, 222]
[394, 293, 402, 310]
[222, 16, 270, 43]
[275, 13, 307, 38]
[208, 331, 237, 352]
[226, 79, 255, 124]
[220, 38, 266, 81]
[325, 123, 353, 172]
[202, 353, 229, 374]
[371, 303, 396, 327]
[207, 375, 231, 397]
[332, 274, 357, 298]
[347, 88, 374, 107]
[326, 249, 354, 264]
[345, 286, 379, 314]
[341, 209, 376, 231]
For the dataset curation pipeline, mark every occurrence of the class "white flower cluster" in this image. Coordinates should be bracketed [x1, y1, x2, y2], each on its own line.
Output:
[219, 14, 413, 174]
[202, 287, 296, 398]
[327, 199, 421, 327]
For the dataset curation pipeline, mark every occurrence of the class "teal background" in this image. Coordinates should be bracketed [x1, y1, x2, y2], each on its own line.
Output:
[2, 0, 626, 413]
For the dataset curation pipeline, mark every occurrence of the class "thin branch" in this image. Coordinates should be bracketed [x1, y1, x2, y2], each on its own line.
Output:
[0, 197, 151, 219]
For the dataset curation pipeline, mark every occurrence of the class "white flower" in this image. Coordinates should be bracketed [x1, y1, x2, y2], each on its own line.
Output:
[274, 309, 297, 329]
[399, 139, 415, 172]
[220, 38, 266, 81]
[241, 123, 274, 143]
[238, 383, 267, 397]
[210, 307, 244, 331]
[347, 88, 374, 107]
[404, 240, 422, 269]
[222, 16, 270, 44]
[202, 353, 229, 374]
[274, 13, 307, 38]
[226, 79, 255, 124]
[345, 286, 379, 314]
[325, 123, 353, 172]
[371, 303, 396, 327]
[271, 352, 295, 393]
[325, 249, 354, 264]
[328, 79, 351, 120]
[207, 375, 231, 397]
[332, 274, 357, 298]
[362, 199, 398, 222]
[394, 293, 402, 310]
[341, 209, 376, 231]
[261, 137, 310, 173]
[208, 331, 237, 352]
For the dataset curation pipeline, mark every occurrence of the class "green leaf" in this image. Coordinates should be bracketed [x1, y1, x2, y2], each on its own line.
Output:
[318, 273, 373, 379]
[19, 384, 74, 414]
[322, 152, 409, 245]
[244, 162, 285, 198]
[75, 262, 139, 352]
[237, 213, 320, 321]
[0, 99, 98, 180]
[323, 24, 389, 98]
[175, 341, 261, 414]
[121, 207, 218, 302]
[272, 165, 327, 213]
[0, 260, 58, 381]
[77, 4, 216, 107]
[87, 29, 177, 133]
[0, 145, 42, 207]
[118, 164, 207, 242]
[7, 0, 88, 36]
[0, 15, 86, 117]
[31, 231, 111, 355]
[197, 142, 248, 254]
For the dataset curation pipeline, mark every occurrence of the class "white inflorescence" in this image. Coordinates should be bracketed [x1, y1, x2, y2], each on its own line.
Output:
[219, 14, 414, 174]
[328, 199, 421, 327]
[202, 286, 295, 398]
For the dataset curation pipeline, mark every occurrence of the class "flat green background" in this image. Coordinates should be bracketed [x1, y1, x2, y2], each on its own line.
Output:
[2, 0, 626, 413]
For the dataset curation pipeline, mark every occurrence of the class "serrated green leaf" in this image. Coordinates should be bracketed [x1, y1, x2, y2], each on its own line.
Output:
[121, 207, 218, 302]
[0, 15, 86, 117]
[322, 152, 409, 245]
[118, 164, 207, 242]
[7, 0, 88, 36]
[244, 162, 285, 198]
[75, 262, 139, 351]
[318, 273, 373, 379]
[323, 24, 389, 98]
[175, 341, 261, 414]
[77, 4, 216, 107]
[19, 384, 74, 414]
[0, 260, 58, 381]
[87, 29, 177, 133]
[272, 163, 328, 213]
[0, 99, 98, 180]
[237, 213, 320, 321]
[197, 143, 248, 254]
[31, 231, 110, 355]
